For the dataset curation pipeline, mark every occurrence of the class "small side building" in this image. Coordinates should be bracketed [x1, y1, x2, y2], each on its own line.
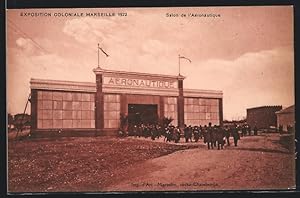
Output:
[246, 106, 282, 129]
[275, 105, 295, 132]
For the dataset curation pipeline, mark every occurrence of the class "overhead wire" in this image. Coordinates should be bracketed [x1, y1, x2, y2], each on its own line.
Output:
[8, 18, 104, 69]
[7, 19, 50, 54]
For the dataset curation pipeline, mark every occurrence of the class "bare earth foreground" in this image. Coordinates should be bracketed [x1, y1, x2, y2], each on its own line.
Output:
[8, 133, 295, 192]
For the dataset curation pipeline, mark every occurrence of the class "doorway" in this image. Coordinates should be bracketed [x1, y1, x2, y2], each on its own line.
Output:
[128, 104, 158, 125]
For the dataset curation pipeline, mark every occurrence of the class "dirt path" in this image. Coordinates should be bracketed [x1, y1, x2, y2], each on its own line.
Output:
[104, 133, 295, 191]
[8, 136, 200, 192]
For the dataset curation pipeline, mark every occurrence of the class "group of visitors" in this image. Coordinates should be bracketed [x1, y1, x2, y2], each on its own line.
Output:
[125, 122, 259, 150]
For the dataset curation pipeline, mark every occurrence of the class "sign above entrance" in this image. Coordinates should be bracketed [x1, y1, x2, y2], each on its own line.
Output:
[103, 76, 178, 89]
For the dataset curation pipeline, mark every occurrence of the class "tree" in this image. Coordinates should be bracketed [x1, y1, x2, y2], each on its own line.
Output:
[14, 113, 31, 131]
[159, 116, 174, 128]
[8, 113, 14, 130]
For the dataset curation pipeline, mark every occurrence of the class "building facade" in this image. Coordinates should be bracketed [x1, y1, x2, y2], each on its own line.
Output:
[276, 105, 295, 131]
[30, 68, 223, 136]
[246, 106, 282, 129]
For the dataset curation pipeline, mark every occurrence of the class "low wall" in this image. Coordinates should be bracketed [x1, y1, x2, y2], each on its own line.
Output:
[30, 129, 118, 138]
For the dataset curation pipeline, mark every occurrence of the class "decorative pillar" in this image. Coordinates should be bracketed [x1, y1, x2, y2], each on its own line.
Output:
[177, 75, 185, 128]
[30, 89, 37, 132]
[159, 96, 165, 119]
[219, 98, 223, 126]
[93, 67, 104, 132]
[120, 94, 127, 115]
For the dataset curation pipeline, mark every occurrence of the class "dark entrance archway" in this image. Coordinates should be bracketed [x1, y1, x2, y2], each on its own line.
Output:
[128, 104, 158, 125]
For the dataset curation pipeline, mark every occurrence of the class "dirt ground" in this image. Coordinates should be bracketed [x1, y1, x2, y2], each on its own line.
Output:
[8, 133, 295, 192]
[8, 136, 200, 192]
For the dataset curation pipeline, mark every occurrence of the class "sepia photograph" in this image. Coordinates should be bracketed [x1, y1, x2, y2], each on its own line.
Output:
[6, 6, 295, 192]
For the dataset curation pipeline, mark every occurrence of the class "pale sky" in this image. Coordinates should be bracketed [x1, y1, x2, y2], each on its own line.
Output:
[7, 6, 294, 120]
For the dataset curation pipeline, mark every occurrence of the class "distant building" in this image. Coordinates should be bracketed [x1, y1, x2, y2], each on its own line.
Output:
[246, 106, 282, 129]
[275, 105, 295, 132]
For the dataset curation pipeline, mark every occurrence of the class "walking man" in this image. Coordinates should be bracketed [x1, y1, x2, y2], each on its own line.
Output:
[232, 124, 239, 147]
[224, 125, 231, 146]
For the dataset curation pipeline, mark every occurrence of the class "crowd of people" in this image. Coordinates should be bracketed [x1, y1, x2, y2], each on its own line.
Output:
[125, 122, 259, 150]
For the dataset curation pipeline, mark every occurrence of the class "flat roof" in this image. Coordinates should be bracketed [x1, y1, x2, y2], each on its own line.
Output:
[96, 68, 184, 80]
[30, 78, 96, 92]
[275, 105, 295, 114]
[247, 105, 282, 111]
[30, 78, 223, 98]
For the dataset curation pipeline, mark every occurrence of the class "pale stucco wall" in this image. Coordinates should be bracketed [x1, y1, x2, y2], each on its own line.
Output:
[277, 113, 295, 131]
[184, 98, 220, 126]
[37, 90, 95, 129]
[103, 94, 121, 129]
[164, 97, 178, 126]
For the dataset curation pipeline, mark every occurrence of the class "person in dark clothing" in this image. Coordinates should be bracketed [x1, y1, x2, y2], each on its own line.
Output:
[203, 125, 208, 144]
[188, 125, 193, 142]
[207, 123, 214, 149]
[184, 125, 189, 142]
[237, 125, 241, 140]
[173, 126, 181, 143]
[133, 125, 138, 137]
[211, 125, 218, 148]
[242, 125, 247, 137]
[143, 125, 149, 138]
[151, 125, 157, 140]
[206, 128, 212, 149]
[169, 125, 175, 141]
[157, 125, 163, 139]
[184, 125, 193, 142]
[165, 126, 172, 142]
[193, 126, 200, 142]
[137, 125, 142, 137]
[239, 125, 243, 137]
[224, 125, 231, 146]
[232, 125, 239, 147]
[216, 126, 225, 150]
[164, 126, 169, 142]
[253, 125, 258, 136]
[247, 125, 251, 136]
[199, 125, 203, 139]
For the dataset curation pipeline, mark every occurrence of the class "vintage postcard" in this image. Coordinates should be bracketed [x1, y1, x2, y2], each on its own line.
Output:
[7, 6, 295, 192]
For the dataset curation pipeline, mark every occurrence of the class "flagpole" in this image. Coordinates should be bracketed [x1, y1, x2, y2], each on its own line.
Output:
[178, 54, 181, 75]
[97, 43, 100, 68]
